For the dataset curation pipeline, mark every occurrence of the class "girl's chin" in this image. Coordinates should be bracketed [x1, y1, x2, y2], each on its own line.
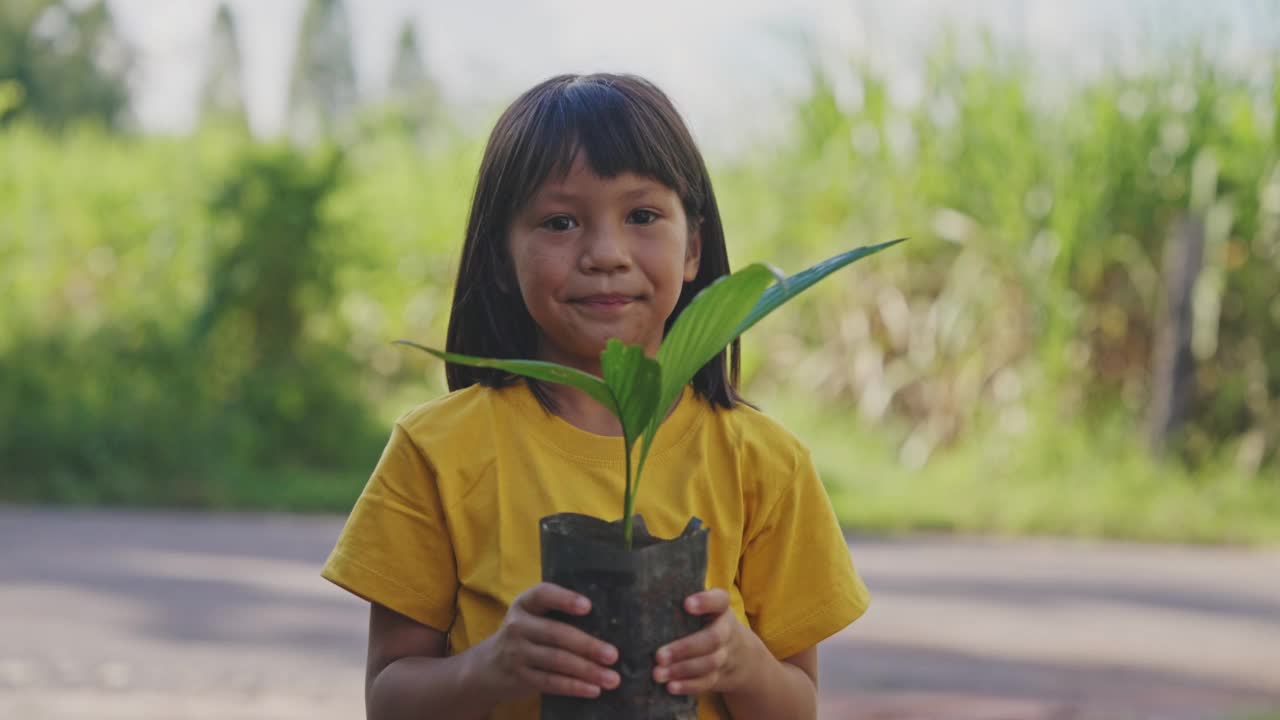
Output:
[553, 338, 660, 365]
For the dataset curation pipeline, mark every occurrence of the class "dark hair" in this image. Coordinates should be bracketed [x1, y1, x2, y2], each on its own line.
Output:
[444, 73, 742, 411]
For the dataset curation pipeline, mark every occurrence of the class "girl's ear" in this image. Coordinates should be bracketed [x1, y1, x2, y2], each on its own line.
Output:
[683, 220, 702, 282]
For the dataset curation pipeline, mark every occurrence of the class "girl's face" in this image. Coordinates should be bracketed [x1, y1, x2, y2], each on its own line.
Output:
[507, 154, 701, 376]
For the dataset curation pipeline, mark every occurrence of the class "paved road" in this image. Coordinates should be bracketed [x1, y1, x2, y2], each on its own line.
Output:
[2, 508, 1278, 719]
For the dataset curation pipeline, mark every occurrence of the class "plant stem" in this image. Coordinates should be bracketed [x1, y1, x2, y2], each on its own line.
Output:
[622, 443, 634, 550]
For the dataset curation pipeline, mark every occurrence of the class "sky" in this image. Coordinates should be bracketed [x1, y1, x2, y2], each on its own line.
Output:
[104, 0, 1276, 152]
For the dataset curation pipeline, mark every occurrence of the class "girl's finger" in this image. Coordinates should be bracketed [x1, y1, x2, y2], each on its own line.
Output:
[653, 649, 724, 684]
[666, 671, 719, 697]
[524, 643, 620, 689]
[656, 613, 731, 665]
[521, 615, 618, 666]
[517, 666, 605, 699]
[684, 588, 730, 616]
[518, 582, 592, 616]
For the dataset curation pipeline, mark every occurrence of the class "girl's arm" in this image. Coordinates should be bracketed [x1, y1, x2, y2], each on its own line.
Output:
[365, 603, 494, 720]
[721, 644, 819, 720]
[365, 584, 622, 720]
[653, 589, 820, 720]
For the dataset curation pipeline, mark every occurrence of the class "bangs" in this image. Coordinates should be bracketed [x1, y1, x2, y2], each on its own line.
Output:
[502, 76, 700, 219]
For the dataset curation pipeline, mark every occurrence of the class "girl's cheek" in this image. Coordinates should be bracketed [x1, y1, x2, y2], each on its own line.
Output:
[529, 249, 573, 279]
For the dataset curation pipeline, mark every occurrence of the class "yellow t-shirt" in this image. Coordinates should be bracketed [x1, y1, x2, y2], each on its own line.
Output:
[322, 381, 869, 719]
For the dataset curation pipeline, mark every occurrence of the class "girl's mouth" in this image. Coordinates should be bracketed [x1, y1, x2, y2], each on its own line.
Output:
[575, 294, 635, 306]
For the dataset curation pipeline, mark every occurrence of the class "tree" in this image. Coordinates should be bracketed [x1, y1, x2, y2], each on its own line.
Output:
[384, 19, 436, 134]
[286, 0, 357, 142]
[0, 0, 133, 130]
[198, 3, 248, 132]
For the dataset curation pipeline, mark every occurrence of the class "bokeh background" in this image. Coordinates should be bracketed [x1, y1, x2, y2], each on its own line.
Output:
[3, 0, 1278, 541]
[2, 2, 1280, 718]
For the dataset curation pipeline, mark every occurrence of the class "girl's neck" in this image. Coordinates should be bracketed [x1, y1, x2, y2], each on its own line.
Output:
[539, 381, 685, 438]
[543, 383, 624, 436]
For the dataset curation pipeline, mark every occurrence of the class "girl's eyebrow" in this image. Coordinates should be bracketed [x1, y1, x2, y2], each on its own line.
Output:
[531, 183, 667, 206]
[618, 185, 665, 201]
[532, 189, 580, 204]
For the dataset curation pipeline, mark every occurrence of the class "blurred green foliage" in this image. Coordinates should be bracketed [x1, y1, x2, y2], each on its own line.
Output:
[724, 39, 1279, 474]
[0, 132, 390, 503]
[0, 0, 132, 130]
[0, 38, 1277, 540]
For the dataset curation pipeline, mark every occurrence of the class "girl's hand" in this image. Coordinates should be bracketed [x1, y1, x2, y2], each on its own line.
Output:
[652, 588, 764, 696]
[478, 582, 621, 701]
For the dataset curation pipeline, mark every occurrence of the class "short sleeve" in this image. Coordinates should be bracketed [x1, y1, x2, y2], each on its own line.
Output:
[738, 447, 870, 660]
[321, 422, 459, 633]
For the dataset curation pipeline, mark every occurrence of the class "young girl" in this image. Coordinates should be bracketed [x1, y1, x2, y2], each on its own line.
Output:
[322, 73, 869, 720]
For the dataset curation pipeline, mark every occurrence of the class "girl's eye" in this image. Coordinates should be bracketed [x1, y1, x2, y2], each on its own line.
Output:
[543, 215, 577, 232]
[628, 209, 659, 225]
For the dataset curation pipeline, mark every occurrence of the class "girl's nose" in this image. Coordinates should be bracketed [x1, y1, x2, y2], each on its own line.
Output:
[579, 225, 631, 274]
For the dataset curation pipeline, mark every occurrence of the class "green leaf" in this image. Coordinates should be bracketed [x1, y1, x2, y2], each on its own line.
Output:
[655, 264, 777, 417]
[634, 239, 906, 477]
[392, 340, 619, 416]
[735, 238, 907, 337]
[633, 264, 777, 476]
[599, 339, 661, 451]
